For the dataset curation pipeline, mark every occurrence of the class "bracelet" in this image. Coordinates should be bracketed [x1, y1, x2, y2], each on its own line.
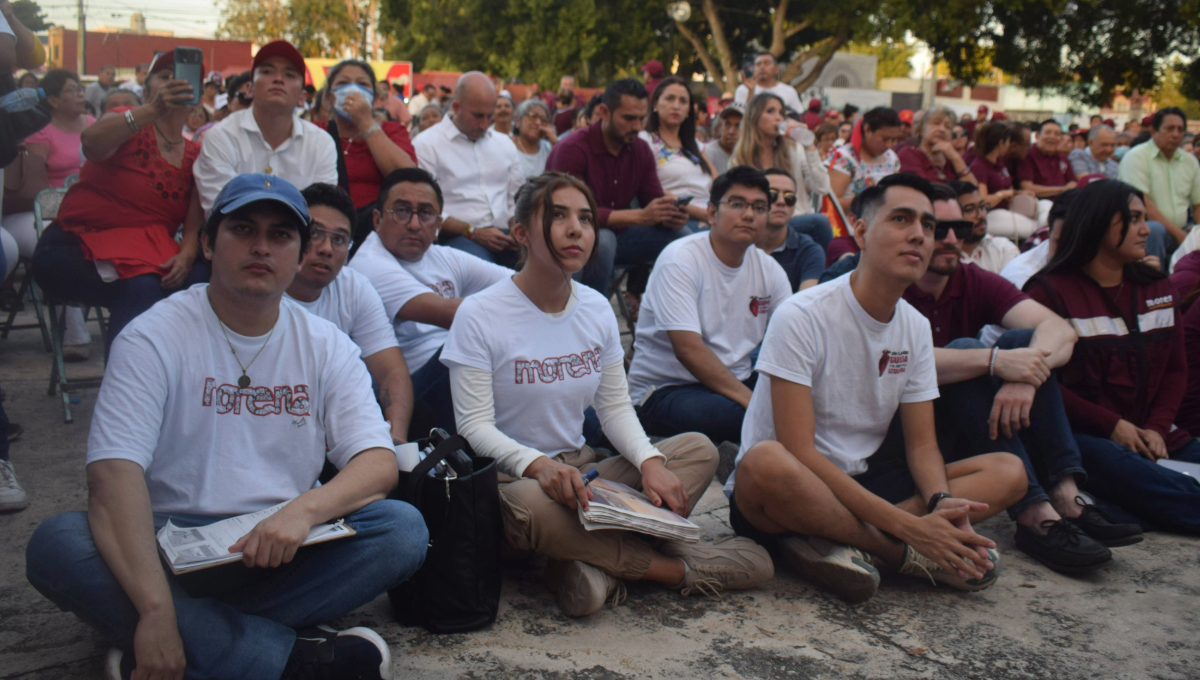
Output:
[927, 492, 953, 515]
[988, 346, 999, 377]
[463, 223, 475, 236]
[124, 109, 139, 133]
[956, 165, 971, 178]
[361, 122, 382, 140]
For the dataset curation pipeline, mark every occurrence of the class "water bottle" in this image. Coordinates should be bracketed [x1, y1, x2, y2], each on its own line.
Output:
[0, 88, 45, 113]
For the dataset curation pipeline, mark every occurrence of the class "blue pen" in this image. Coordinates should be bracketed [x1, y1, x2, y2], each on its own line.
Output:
[582, 469, 600, 486]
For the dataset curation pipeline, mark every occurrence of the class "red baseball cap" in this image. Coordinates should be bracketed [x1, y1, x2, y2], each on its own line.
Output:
[824, 109, 840, 120]
[641, 60, 665, 77]
[991, 111, 1008, 121]
[252, 40, 306, 77]
[899, 109, 914, 123]
[978, 104, 989, 113]
[1141, 115, 1153, 126]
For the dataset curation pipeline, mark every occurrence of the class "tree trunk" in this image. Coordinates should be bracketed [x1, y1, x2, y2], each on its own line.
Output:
[780, 30, 850, 93]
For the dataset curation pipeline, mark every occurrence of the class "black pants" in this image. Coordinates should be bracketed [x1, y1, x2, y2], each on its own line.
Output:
[32, 224, 210, 359]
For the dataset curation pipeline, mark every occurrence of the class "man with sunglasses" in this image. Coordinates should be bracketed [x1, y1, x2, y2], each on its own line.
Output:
[349, 168, 511, 441]
[286, 184, 415, 445]
[948, 180, 1019, 273]
[903, 182, 1130, 574]
[629, 167, 792, 449]
[757, 168, 825, 292]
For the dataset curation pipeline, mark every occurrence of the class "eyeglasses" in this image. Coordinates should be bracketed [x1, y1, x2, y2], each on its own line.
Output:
[717, 198, 770, 215]
[959, 201, 988, 217]
[767, 189, 797, 207]
[951, 131, 966, 139]
[311, 226, 352, 251]
[934, 220, 974, 241]
[384, 204, 440, 226]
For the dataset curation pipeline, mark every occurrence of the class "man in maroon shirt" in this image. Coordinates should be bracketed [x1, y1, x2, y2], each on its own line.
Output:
[899, 183, 1139, 573]
[546, 78, 689, 294]
[1018, 120, 1077, 226]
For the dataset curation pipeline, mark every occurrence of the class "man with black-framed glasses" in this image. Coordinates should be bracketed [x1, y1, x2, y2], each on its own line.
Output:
[349, 168, 511, 440]
[757, 168, 825, 292]
[286, 183, 415, 445]
[628, 167, 792, 449]
[949, 179, 1019, 273]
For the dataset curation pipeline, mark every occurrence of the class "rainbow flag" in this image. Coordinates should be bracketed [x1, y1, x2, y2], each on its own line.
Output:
[818, 193, 852, 239]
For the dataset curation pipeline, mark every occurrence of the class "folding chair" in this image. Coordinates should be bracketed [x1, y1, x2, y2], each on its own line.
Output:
[29, 185, 108, 423]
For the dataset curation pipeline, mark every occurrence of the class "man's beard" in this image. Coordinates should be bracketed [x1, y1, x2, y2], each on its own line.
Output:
[963, 222, 986, 244]
[927, 249, 961, 276]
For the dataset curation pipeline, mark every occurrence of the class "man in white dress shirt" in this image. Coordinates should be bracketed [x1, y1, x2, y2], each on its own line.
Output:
[413, 71, 524, 267]
[194, 40, 337, 216]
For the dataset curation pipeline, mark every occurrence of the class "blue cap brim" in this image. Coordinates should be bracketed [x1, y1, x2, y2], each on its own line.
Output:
[215, 191, 310, 229]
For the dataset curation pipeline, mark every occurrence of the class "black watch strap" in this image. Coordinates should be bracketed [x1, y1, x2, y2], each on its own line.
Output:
[927, 492, 952, 514]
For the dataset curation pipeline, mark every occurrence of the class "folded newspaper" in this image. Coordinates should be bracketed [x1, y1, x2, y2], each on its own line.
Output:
[156, 501, 355, 575]
[578, 478, 700, 542]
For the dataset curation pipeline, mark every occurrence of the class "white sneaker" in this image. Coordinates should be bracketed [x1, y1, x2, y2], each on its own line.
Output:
[898, 544, 999, 591]
[777, 536, 880, 602]
[544, 559, 626, 617]
[0, 460, 29, 512]
[104, 648, 129, 680]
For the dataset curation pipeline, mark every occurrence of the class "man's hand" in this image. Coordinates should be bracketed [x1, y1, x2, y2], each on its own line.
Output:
[641, 196, 687, 229]
[159, 244, 197, 290]
[1139, 428, 1169, 461]
[1142, 255, 1162, 270]
[992, 347, 1052, 386]
[469, 226, 516, 252]
[640, 457, 688, 517]
[898, 504, 994, 580]
[131, 608, 186, 680]
[933, 497, 994, 570]
[1111, 418, 1152, 458]
[524, 456, 592, 510]
[228, 502, 315, 568]
[988, 382, 1036, 439]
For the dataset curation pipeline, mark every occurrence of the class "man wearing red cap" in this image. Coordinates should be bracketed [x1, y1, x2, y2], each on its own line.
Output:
[802, 98, 824, 130]
[734, 53, 803, 115]
[195, 40, 337, 217]
[641, 60, 665, 100]
[964, 105, 988, 140]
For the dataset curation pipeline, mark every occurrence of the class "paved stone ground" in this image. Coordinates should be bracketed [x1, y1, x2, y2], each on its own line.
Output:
[2, 305, 1199, 679]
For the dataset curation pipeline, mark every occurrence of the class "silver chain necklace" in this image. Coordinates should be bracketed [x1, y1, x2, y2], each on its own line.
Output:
[215, 314, 276, 388]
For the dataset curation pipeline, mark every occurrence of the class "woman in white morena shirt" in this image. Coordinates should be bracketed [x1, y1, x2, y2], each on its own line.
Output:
[440, 172, 772, 618]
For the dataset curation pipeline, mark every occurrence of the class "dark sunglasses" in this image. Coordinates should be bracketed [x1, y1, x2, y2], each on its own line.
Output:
[951, 131, 966, 139]
[768, 189, 797, 207]
[934, 219, 974, 241]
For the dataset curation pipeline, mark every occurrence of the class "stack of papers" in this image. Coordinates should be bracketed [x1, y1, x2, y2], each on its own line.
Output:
[579, 478, 699, 542]
[156, 501, 355, 575]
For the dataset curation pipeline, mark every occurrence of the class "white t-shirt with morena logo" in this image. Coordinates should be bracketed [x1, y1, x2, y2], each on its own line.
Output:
[441, 277, 624, 457]
[286, 266, 399, 359]
[627, 232, 792, 405]
[348, 231, 511, 371]
[86, 285, 394, 516]
[725, 274, 939, 496]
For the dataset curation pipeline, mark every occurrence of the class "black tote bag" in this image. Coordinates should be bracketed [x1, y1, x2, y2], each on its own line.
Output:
[387, 434, 502, 633]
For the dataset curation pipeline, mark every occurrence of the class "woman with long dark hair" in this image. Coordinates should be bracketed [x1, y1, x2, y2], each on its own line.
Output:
[315, 59, 417, 249]
[1024, 180, 1200, 534]
[442, 172, 769, 617]
[641, 76, 715, 226]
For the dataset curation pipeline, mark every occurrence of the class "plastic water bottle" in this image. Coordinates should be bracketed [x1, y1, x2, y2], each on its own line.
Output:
[0, 88, 45, 113]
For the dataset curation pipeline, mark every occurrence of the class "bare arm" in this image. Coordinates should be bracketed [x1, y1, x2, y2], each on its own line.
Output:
[363, 347, 414, 444]
[999, 298, 1076, 368]
[899, 400, 950, 504]
[397, 291, 463, 329]
[666, 330, 753, 408]
[82, 79, 194, 162]
[1019, 179, 1077, 199]
[828, 168, 852, 208]
[1, 1, 41, 69]
[362, 126, 416, 174]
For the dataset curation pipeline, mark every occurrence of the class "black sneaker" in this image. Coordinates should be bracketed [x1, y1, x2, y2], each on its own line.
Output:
[1015, 520, 1112, 574]
[282, 625, 393, 680]
[6, 423, 22, 443]
[1069, 496, 1144, 547]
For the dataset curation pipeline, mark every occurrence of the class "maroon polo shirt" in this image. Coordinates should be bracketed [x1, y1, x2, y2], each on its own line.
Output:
[903, 262, 1029, 348]
[897, 146, 953, 183]
[1017, 145, 1076, 188]
[969, 155, 1014, 210]
[545, 120, 664, 230]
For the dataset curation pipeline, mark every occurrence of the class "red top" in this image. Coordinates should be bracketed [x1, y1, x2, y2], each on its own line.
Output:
[1170, 252, 1200, 437]
[1017, 145, 1075, 187]
[896, 146, 953, 183]
[56, 109, 200, 280]
[903, 262, 1029, 348]
[969, 155, 1014, 210]
[315, 120, 417, 208]
[546, 121, 664, 230]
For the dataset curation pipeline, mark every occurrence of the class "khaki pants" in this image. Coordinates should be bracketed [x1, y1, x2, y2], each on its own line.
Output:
[499, 433, 718, 580]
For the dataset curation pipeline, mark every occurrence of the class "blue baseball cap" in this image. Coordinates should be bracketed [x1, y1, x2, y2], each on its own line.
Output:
[210, 173, 310, 229]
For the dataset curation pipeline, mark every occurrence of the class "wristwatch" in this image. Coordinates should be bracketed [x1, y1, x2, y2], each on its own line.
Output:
[463, 224, 476, 237]
[927, 492, 952, 514]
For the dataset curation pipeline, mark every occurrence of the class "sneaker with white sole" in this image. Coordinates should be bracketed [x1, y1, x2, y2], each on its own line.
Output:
[0, 460, 29, 512]
[104, 648, 131, 680]
[544, 559, 626, 617]
[898, 543, 999, 591]
[282, 625, 392, 680]
[660, 536, 775, 599]
[777, 536, 880, 603]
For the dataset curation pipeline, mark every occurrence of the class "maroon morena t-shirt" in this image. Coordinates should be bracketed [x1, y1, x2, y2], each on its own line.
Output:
[970, 155, 1014, 210]
[903, 262, 1029, 348]
[1017, 145, 1076, 188]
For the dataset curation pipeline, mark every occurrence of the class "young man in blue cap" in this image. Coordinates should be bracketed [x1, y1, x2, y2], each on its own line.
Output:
[25, 174, 425, 680]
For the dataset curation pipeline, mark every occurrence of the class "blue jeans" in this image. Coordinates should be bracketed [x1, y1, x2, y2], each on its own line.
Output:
[439, 234, 520, 268]
[1075, 436, 1200, 534]
[937, 330, 1084, 518]
[636, 377, 755, 445]
[1146, 221, 1171, 267]
[786, 214, 833, 251]
[25, 500, 428, 680]
[577, 224, 694, 295]
[0, 378, 8, 462]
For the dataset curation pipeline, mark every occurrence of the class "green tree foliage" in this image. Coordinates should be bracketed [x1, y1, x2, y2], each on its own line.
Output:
[219, 0, 386, 59]
[844, 39, 914, 84]
[11, 0, 51, 31]
[1151, 59, 1200, 121]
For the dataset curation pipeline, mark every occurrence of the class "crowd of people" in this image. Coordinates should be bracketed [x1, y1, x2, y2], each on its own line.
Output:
[4, 13, 1200, 677]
